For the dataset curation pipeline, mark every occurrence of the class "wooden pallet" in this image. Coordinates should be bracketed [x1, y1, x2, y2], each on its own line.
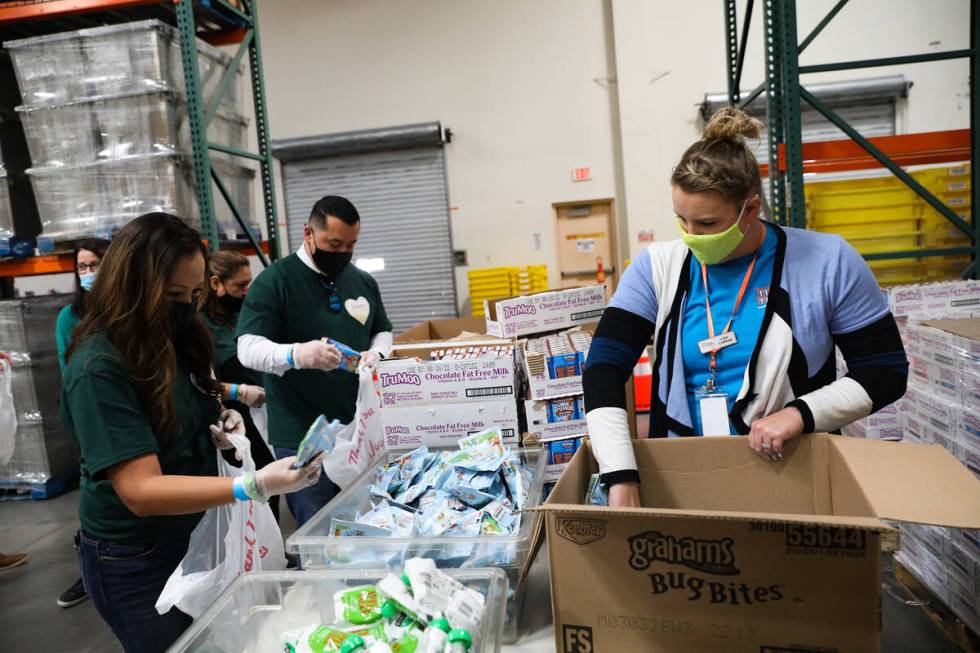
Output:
[894, 561, 980, 652]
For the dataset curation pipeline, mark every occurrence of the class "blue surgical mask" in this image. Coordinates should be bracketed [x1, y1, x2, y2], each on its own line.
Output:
[79, 273, 97, 292]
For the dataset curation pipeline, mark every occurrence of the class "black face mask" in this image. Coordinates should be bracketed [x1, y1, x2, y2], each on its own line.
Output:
[168, 301, 196, 340]
[217, 293, 245, 314]
[309, 243, 352, 277]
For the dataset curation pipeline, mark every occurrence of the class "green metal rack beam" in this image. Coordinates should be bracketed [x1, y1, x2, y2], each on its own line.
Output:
[174, 0, 280, 264]
[723, 0, 977, 279]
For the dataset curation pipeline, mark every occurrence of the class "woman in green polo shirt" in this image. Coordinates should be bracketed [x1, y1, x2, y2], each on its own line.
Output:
[53, 237, 110, 610]
[61, 213, 322, 653]
[199, 250, 278, 519]
[55, 237, 110, 373]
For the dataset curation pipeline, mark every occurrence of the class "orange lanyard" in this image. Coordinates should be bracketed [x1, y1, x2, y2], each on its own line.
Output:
[701, 226, 766, 374]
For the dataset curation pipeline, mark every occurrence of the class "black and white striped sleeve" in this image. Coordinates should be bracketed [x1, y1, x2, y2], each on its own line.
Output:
[787, 313, 908, 433]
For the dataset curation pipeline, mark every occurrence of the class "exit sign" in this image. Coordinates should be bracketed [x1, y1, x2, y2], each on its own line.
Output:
[571, 167, 592, 182]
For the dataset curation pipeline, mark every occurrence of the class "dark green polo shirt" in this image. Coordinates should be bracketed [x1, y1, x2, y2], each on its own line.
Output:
[60, 333, 221, 544]
[236, 254, 392, 449]
[200, 310, 262, 387]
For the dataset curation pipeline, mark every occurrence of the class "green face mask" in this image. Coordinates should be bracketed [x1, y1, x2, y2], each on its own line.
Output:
[677, 197, 751, 265]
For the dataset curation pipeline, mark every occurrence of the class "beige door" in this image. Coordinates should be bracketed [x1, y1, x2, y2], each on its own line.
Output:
[555, 200, 617, 293]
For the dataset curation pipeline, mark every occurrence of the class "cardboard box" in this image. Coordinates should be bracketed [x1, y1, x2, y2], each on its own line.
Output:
[378, 356, 516, 408]
[947, 572, 980, 634]
[525, 398, 588, 441]
[380, 400, 519, 450]
[485, 286, 605, 338]
[521, 325, 594, 401]
[394, 316, 489, 343]
[536, 435, 980, 652]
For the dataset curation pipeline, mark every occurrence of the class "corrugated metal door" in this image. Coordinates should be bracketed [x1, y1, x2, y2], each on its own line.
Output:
[750, 100, 896, 161]
[280, 147, 456, 332]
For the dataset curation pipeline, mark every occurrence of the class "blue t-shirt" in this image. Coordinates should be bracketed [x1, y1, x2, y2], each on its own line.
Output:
[682, 227, 777, 434]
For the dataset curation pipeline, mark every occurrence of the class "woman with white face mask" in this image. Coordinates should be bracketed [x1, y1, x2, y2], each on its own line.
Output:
[583, 107, 909, 508]
[55, 238, 110, 373]
[53, 237, 108, 609]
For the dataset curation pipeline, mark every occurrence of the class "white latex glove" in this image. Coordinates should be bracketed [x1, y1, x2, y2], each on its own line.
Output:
[251, 454, 323, 499]
[293, 340, 342, 371]
[237, 384, 266, 408]
[210, 409, 247, 460]
[357, 350, 381, 372]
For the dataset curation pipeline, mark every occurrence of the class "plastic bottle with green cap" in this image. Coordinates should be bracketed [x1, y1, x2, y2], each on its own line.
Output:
[447, 628, 473, 653]
[340, 634, 366, 653]
[418, 617, 451, 653]
[381, 599, 417, 639]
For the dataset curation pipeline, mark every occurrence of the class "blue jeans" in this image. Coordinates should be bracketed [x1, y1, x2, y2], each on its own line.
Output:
[75, 530, 192, 653]
[275, 446, 339, 527]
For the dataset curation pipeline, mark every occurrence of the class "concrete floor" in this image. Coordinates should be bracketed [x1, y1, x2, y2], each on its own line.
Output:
[0, 481, 967, 652]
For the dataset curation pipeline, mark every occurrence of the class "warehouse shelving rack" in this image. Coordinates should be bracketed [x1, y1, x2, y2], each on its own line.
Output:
[0, 0, 280, 291]
[722, 0, 978, 279]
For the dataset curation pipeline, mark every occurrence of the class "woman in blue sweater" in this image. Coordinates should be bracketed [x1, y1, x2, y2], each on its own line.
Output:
[583, 107, 908, 508]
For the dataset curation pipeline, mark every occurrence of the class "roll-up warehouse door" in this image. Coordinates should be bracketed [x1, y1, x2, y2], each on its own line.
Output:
[703, 75, 909, 161]
[273, 123, 456, 333]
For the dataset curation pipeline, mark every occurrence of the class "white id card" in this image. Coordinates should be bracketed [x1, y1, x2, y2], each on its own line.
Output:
[694, 391, 732, 436]
[698, 331, 738, 355]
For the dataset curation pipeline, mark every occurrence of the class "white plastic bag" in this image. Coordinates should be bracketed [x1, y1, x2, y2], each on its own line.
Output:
[0, 359, 16, 465]
[322, 367, 385, 489]
[248, 404, 274, 457]
[155, 432, 285, 618]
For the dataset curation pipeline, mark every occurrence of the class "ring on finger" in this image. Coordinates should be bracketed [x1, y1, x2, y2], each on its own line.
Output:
[761, 442, 771, 450]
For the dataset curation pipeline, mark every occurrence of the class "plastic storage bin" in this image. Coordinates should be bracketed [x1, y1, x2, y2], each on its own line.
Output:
[27, 154, 254, 242]
[27, 153, 197, 241]
[18, 89, 247, 167]
[166, 568, 508, 653]
[5, 19, 242, 113]
[287, 447, 546, 644]
[0, 166, 12, 238]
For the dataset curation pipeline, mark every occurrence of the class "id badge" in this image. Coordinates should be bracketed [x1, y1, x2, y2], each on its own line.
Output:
[694, 386, 732, 437]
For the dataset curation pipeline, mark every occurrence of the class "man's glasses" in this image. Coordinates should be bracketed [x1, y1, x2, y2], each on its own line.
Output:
[319, 277, 342, 313]
[77, 263, 99, 274]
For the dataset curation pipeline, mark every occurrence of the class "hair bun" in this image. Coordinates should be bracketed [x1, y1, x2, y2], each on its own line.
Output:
[703, 106, 762, 142]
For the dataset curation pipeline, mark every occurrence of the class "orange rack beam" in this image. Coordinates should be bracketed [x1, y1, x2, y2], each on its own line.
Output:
[0, 240, 269, 278]
[760, 129, 971, 176]
[0, 0, 165, 22]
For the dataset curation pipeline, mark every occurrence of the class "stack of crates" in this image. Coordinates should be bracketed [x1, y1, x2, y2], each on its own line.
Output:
[804, 163, 972, 286]
[915, 163, 972, 280]
[509, 265, 548, 294]
[4, 20, 254, 242]
[468, 265, 549, 317]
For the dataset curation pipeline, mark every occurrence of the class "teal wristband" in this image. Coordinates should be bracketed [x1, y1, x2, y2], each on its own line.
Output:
[232, 477, 250, 502]
[242, 472, 268, 503]
[287, 345, 296, 368]
[230, 384, 238, 401]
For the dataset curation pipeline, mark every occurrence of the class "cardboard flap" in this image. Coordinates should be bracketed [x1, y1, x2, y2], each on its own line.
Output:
[830, 437, 980, 528]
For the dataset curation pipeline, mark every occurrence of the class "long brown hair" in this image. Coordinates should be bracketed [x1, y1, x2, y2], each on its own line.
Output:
[671, 106, 764, 204]
[66, 213, 222, 436]
[201, 250, 250, 324]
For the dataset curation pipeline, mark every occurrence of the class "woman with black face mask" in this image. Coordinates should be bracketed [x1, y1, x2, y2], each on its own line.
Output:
[199, 251, 278, 519]
[62, 213, 322, 653]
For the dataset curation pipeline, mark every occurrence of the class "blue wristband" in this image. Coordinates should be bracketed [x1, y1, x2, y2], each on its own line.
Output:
[287, 345, 296, 368]
[232, 477, 250, 502]
[230, 384, 238, 401]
